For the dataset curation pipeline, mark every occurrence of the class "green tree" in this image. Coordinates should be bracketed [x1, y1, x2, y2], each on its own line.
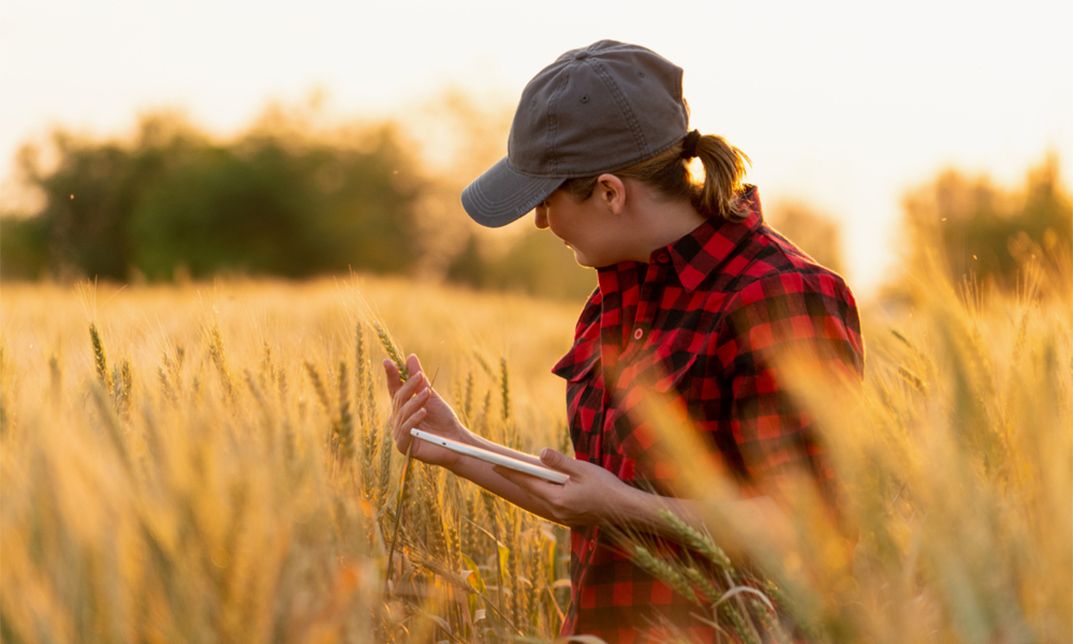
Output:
[902, 153, 1071, 291]
[0, 216, 49, 279]
[12, 113, 200, 279]
[444, 233, 488, 288]
[4, 109, 423, 281]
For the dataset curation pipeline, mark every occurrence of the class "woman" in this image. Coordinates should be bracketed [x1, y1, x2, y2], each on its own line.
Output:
[383, 40, 864, 641]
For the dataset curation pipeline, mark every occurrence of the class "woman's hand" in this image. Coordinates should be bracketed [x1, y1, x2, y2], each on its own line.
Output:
[384, 353, 471, 469]
[492, 447, 637, 528]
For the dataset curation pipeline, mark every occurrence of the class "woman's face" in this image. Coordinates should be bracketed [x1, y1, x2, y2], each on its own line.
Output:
[534, 187, 621, 268]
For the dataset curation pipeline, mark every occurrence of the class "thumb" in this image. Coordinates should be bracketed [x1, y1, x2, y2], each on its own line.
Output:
[540, 448, 577, 473]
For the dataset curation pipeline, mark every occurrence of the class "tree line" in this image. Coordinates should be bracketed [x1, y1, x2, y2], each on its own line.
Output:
[1, 106, 1068, 299]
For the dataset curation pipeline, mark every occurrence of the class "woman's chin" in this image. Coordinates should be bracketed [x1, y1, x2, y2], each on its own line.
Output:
[564, 242, 599, 268]
[570, 249, 594, 268]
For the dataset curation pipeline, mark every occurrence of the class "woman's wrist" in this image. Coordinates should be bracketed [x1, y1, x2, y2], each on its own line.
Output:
[453, 419, 477, 445]
[613, 481, 654, 527]
[440, 420, 473, 473]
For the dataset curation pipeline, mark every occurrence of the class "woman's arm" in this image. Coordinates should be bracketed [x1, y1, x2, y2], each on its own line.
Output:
[492, 447, 787, 550]
[386, 355, 785, 545]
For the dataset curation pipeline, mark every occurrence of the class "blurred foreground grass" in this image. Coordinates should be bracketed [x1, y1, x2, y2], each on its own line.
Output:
[1, 261, 1070, 642]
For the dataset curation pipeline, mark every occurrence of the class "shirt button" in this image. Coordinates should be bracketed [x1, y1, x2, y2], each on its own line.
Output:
[633, 328, 644, 341]
[653, 250, 670, 264]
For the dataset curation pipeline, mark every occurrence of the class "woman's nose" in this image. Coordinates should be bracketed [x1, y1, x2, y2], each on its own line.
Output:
[534, 207, 548, 229]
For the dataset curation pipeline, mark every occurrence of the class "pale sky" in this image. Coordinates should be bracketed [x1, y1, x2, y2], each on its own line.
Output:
[3, 0, 1071, 294]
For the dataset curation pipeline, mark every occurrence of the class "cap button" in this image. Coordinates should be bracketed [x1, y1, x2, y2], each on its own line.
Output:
[574, 51, 590, 60]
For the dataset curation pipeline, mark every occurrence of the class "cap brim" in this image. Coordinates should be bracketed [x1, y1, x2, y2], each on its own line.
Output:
[461, 157, 564, 228]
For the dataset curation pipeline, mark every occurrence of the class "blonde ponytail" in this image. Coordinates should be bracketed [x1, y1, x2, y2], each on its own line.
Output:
[560, 131, 751, 221]
[691, 134, 751, 221]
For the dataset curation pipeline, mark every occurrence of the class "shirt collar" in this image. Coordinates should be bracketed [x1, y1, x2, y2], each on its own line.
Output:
[595, 259, 645, 301]
[662, 184, 764, 292]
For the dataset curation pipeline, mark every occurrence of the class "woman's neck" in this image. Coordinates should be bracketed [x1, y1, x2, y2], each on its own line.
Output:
[620, 188, 707, 262]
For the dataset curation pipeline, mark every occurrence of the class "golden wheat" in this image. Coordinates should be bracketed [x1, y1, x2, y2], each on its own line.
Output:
[1, 260, 1069, 642]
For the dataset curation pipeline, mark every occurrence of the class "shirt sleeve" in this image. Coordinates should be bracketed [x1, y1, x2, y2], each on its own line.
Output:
[713, 271, 864, 492]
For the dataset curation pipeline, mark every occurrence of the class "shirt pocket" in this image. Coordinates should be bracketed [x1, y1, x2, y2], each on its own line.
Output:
[606, 337, 701, 468]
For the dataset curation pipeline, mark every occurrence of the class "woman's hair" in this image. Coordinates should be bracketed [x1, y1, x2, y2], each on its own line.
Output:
[560, 133, 751, 221]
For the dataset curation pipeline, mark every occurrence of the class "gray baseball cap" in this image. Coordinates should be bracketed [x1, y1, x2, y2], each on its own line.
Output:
[461, 40, 690, 228]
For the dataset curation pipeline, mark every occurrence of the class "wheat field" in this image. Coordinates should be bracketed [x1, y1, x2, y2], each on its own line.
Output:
[1, 260, 1070, 643]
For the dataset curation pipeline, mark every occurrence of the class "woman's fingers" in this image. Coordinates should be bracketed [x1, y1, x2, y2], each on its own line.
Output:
[383, 359, 403, 397]
[393, 354, 426, 409]
[393, 408, 428, 452]
[406, 353, 422, 378]
[386, 354, 444, 457]
[384, 352, 435, 457]
[385, 354, 430, 408]
[398, 407, 428, 440]
[384, 354, 424, 396]
[391, 371, 426, 414]
[396, 387, 430, 429]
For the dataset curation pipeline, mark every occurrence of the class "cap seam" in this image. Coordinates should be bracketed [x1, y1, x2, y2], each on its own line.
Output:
[545, 69, 572, 176]
[590, 58, 648, 157]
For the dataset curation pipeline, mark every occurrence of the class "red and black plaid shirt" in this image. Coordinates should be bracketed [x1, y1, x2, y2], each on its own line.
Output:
[550, 185, 864, 642]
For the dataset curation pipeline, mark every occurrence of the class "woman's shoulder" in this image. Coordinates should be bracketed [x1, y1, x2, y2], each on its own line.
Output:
[722, 224, 857, 309]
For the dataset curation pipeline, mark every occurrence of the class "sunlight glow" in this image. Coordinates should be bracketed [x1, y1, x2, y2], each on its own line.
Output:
[686, 157, 706, 186]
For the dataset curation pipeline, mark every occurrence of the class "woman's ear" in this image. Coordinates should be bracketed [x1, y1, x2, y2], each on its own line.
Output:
[595, 174, 626, 214]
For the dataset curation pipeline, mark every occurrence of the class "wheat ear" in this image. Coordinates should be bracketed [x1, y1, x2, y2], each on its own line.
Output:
[375, 321, 412, 589]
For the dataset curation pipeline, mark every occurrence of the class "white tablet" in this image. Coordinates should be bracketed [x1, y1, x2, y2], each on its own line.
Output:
[409, 428, 569, 484]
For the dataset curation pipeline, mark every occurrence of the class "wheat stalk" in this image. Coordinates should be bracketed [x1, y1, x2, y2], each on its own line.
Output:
[158, 355, 177, 406]
[630, 543, 698, 602]
[207, 325, 233, 398]
[385, 440, 415, 588]
[657, 507, 731, 571]
[373, 321, 409, 380]
[336, 361, 355, 460]
[48, 354, 62, 405]
[89, 323, 112, 391]
[374, 320, 413, 590]
[499, 357, 511, 422]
